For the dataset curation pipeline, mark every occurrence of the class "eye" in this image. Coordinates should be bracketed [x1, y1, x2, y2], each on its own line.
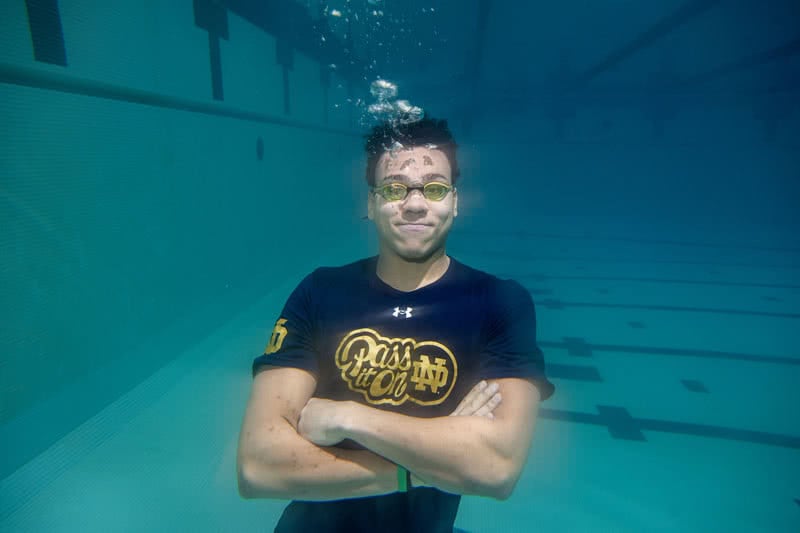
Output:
[424, 183, 449, 200]
[383, 183, 407, 200]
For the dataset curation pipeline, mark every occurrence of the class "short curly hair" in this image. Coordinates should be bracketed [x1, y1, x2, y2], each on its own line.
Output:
[363, 116, 460, 187]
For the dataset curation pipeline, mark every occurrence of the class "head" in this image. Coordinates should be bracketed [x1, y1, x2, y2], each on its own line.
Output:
[364, 117, 460, 263]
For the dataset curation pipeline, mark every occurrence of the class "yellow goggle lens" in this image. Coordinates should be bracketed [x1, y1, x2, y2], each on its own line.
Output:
[377, 182, 451, 202]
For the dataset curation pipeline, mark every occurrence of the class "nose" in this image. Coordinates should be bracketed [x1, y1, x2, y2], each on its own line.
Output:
[401, 188, 428, 211]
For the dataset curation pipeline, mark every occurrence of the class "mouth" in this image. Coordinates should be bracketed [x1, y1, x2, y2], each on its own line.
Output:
[397, 223, 432, 232]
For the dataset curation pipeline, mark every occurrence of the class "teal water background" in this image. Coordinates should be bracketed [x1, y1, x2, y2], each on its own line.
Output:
[1, 1, 798, 531]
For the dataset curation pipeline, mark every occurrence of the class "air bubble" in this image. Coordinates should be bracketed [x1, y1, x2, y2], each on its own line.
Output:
[368, 102, 394, 115]
[370, 79, 398, 101]
[394, 100, 424, 124]
[364, 78, 425, 131]
[385, 140, 405, 158]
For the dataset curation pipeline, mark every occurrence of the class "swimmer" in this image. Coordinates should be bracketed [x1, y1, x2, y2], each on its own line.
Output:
[237, 117, 556, 533]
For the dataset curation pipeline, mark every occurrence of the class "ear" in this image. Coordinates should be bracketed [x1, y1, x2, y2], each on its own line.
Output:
[367, 191, 375, 220]
[453, 188, 458, 218]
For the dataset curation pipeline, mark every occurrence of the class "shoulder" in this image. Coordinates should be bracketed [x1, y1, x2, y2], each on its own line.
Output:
[450, 258, 529, 304]
[447, 257, 494, 287]
[293, 256, 374, 295]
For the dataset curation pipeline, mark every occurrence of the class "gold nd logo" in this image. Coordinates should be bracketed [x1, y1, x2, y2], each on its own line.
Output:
[264, 318, 288, 355]
[334, 328, 458, 406]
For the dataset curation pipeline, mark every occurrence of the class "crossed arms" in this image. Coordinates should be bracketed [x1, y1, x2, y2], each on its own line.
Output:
[236, 366, 541, 501]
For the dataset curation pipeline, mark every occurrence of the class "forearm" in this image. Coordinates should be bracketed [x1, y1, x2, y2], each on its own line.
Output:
[240, 423, 400, 501]
[341, 404, 511, 498]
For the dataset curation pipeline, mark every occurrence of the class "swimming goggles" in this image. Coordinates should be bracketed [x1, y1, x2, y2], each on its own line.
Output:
[371, 182, 454, 202]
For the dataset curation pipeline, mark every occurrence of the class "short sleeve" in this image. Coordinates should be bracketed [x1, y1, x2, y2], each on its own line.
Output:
[480, 279, 556, 401]
[251, 271, 319, 378]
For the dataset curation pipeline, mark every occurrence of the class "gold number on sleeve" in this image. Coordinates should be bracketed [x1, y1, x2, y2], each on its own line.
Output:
[264, 318, 288, 355]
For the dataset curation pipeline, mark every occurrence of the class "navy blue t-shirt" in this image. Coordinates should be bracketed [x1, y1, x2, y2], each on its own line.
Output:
[252, 255, 555, 532]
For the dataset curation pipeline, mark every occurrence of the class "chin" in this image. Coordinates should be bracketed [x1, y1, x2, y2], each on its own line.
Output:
[396, 245, 440, 264]
[401, 254, 432, 264]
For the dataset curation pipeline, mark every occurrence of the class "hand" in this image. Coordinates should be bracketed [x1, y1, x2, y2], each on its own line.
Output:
[298, 398, 349, 446]
[449, 380, 502, 419]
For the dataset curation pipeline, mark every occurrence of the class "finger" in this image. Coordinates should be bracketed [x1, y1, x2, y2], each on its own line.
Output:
[467, 382, 499, 412]
[450, 380, 487, 416]
[458, 381, 498, 416]
[474, 392, 502, 417]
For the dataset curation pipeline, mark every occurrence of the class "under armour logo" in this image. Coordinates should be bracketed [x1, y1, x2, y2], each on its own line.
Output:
[392, 306, 413, 318]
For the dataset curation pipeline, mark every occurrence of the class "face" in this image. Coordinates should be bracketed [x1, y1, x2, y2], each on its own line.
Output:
[368, 146, 458, 263]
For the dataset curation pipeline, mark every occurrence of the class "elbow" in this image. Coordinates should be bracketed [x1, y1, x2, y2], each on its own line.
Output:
[237, 446, 261, 499]
[237, 458, 282, 500]
[492, 476, 518, 501]
[237, 460, 256, 499]
[495, 459, 526, 500]
[470, 461, 521, 501]
[489, 472, 520, 501]
[239, 456, 302, 501]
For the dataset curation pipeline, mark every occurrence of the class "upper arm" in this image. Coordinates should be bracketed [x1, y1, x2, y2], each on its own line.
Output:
[237, 366, 317, 469]
[488, 378, 542, 478]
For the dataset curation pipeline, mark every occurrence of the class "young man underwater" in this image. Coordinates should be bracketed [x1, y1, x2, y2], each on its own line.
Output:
[237, 117, 556, 532]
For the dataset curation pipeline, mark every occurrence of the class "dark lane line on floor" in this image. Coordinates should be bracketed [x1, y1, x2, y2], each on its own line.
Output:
[539, 339, 798, 366]
[530, 297, 800, 319]
[514, 274, 800, 290]
[539, 406, 800, 449]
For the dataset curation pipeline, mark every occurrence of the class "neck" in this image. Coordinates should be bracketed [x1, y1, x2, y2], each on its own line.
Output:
[375, 248, 450, 292]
